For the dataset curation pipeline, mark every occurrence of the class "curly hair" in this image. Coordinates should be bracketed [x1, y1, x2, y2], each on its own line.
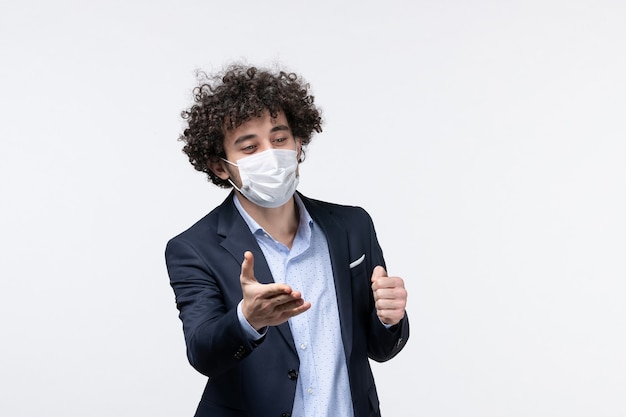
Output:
[179, 64, 323, 188]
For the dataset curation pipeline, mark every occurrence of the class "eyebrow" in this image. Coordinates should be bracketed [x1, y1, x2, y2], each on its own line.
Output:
[233, 125, 291, 145]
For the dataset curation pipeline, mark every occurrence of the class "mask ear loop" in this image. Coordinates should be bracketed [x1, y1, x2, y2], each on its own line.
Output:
[220, 158, 242, 191]
[227, 178, 244, 193]
[221, 158, 238, 167]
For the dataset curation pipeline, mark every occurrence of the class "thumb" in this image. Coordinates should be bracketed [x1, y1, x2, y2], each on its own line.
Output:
[240, 251, 258, 284]
[371, 265, 388, 282]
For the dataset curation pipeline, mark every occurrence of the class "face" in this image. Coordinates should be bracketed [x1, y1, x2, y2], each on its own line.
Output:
[210, 110, 302, 188]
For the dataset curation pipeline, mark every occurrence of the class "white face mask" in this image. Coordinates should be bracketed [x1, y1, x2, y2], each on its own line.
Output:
[222, 149, 299, 208]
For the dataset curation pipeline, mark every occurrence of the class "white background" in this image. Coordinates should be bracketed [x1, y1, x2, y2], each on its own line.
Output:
[1, 1, 625, 416]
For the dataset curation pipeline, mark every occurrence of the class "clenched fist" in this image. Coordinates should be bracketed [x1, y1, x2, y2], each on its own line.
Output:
[371, 266, 407, 326]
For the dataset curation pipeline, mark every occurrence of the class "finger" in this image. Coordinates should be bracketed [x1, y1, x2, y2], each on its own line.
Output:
[373, 276, 405, 291]
[375, 296, 407, 311]
[282, 300, 312, 317]
[260, 300, 312, 328]
[240, 251, 258, 284]
[264, 289, 301, 304]
[373, 286, 404, 300]
[275, 297, 305, 310]
[371, 265, 388, 283]
[376, 309, 404, 326]
[252, 283, 294, 300]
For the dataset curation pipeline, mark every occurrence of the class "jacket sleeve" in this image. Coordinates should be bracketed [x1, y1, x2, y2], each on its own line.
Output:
[165, 237, 261, 377]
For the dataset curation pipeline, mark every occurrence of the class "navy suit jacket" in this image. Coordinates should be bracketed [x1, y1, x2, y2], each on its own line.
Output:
[165, 192, 409, 417]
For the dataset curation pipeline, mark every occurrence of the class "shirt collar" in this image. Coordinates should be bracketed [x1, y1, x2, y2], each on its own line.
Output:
[233, 193, 313, 240]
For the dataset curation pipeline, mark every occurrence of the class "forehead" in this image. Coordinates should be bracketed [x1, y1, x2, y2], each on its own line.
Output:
[223, 111, 290, 142]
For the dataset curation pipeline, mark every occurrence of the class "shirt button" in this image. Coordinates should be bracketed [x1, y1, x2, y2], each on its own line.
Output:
[307, 387, 314, 394]
[300, 343, 307, 350]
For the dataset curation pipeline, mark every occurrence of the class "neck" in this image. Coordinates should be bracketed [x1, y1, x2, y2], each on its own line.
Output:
[236, 191, 299, 248]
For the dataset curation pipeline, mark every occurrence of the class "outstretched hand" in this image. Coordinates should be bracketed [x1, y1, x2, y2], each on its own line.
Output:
[240, 251, 311, 331]
[371, 266, 407, 326]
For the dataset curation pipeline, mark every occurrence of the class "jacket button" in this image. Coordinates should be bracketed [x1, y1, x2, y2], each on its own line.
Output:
[281, 413, 291, 417]
[287, 369, 298, 380]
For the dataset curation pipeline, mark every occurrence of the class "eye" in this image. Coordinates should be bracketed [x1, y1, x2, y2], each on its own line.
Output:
[273, 137, 288, 144]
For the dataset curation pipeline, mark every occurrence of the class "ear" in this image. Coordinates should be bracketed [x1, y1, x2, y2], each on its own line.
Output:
[208, 159, 230, 180]
[295, 138, 303, 162]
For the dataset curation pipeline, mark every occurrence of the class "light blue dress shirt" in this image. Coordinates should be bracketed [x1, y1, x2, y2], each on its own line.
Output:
[234, 194, 354, 417]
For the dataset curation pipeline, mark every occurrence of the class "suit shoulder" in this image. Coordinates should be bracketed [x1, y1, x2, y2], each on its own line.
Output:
[300, 195, 373, 222]
[166, 211, 215, 251]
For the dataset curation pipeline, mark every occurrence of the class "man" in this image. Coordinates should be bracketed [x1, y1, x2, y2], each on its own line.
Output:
[165, 64, 409, 417]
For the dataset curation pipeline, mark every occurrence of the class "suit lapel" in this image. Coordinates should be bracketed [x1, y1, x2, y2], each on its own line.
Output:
[217, 194, 273, 283]
[217, 193, 297, 351]
[300, 194, 354, 361]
